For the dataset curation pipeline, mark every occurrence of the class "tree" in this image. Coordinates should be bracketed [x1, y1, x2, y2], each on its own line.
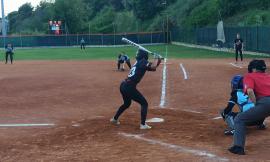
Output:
[18, 3, 33, 20]
[53, 0, 87, 33]
[132, 0, 164, 20]
[7, 11, 19, 33]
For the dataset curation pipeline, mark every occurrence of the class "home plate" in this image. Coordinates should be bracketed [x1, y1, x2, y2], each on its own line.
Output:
[146, 118, 164, 123]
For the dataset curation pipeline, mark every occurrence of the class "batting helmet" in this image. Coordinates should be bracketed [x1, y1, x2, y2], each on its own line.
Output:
[231, 75, 243, 90]
[248, 59, 267, 73]
[136, 49, 148, 61]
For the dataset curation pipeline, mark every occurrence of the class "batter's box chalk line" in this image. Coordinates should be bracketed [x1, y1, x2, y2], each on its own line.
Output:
[146, 118, 164, 123]
[119, 132, 228, 161]
[0, 123, 55, 127]
[213, 116, 223, 120]
[181, 109, 202, 114]
[229, 62, 243, 69]
[180, 63, 188, 80]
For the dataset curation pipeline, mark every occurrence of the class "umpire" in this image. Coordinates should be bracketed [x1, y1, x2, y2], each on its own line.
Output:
[234, 33, 243, 63]
[5, 43, 14, 64]
[229, 60, 270, 155]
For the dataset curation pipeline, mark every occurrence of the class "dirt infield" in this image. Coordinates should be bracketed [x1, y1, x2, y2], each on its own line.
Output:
[0, 59, 270, 161]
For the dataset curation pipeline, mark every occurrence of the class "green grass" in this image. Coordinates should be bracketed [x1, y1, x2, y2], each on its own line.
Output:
[4, 45, 269, 61]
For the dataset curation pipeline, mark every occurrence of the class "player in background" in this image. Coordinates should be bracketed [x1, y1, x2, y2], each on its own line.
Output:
[220, 75, 265, 136]
[117, 52, 131, 71]
[111, 49, 162, 129]
[5, 43, 14, 64]
[234, 33, 244, 63]
[80, 38, 86, 50]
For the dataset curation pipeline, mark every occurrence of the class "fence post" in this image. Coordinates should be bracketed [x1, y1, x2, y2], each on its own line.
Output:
[20, 32, 23, 47]
[65, 33, 68, 46]
[101, 34, 103, 46]
[151, 32, 153, 44]
[77, 33, 79, 46]
[256, 25, 259, 52]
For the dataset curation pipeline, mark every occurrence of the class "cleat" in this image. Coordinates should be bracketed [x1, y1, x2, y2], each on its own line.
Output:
[224, 129, 235, 135]
[140, 124, 151, 130]
[257, 123, 266, 130]
[228, 145, 245, 155]
[220, 110, 226, 120]
[110, 118, 120, 125]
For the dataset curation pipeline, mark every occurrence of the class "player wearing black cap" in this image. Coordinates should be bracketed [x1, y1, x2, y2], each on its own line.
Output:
[110, 49, 162, 129]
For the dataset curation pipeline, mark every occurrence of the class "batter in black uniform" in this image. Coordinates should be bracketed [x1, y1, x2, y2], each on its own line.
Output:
[117, 53, 131, 71]
[234, 33, 243, 63]
[111, 49, 162, 129]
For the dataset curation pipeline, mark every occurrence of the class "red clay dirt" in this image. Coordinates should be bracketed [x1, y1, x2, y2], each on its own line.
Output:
[0, 59, 269, 162]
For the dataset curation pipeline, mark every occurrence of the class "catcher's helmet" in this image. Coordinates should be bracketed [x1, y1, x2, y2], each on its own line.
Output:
[231, 75, 243, 90]
[136, 49, 148, 61]
[248, 59, 267, 73]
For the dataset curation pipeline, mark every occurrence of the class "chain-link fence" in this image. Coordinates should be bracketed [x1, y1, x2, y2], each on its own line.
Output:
[0, 31, 167, 48]
[171, 26, 270, 54]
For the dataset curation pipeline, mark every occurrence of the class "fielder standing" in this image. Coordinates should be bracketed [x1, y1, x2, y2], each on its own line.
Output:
[5, 43, 14, 64]
[80, 38, 85, 50]
[234, 33, 244, 63]
[110, 49, 162, 129]
[229, 60, 270, 155]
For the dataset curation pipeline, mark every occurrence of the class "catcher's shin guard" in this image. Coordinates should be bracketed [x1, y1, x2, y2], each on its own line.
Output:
[225, 114, 235, 130]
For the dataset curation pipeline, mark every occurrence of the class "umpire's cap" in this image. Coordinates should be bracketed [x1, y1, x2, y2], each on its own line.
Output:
[248, 59, 267, 73]
[136, 49, 148, 61]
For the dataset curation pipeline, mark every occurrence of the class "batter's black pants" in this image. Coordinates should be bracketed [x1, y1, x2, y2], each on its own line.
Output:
[5, 52, 13, 64]
[113, 81, 148, 125]
[235, 48, 243, 62]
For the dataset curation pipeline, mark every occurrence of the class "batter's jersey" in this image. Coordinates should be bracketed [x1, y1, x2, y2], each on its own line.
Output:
[127, 58, 151, 85]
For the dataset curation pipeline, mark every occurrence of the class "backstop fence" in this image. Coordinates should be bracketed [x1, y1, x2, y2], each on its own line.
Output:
[0, 31, 167, 48]
[171, 26, 270, 54]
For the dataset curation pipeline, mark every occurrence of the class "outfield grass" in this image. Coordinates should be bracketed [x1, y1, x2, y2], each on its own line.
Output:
[4, 45, 270, 61]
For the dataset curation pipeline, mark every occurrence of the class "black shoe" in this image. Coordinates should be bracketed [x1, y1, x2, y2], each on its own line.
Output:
[228, 145, 245, 155]
[257, 123, 266, 130]
[224, 129, 234, 136]
[220, 110, 226, 120]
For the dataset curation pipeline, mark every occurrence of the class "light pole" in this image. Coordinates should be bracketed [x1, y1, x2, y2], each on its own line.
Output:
[1, 0, 6, 46]
[162, 0, 169, 44]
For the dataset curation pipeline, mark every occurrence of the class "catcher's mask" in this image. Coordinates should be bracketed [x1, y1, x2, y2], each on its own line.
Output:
[248, 59, 267, 73]
[231, 75, 243, 90]
[136, 49, 149, 61]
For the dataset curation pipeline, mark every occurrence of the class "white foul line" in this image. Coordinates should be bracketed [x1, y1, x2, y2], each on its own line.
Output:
[159, 58, 167, 108]
[213, 116, 223, 120]
[229, 63, 242, 68]
[0, 123, 55, 127]
[180, 63, 188, 80]
[119, 132, 228, 161]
